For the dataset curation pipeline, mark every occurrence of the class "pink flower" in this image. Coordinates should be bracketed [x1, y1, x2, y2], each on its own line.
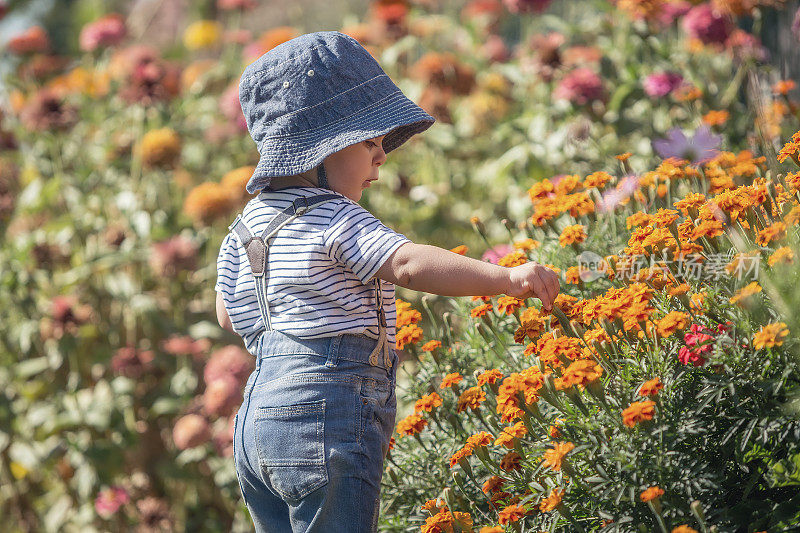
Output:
[219, 82, 248, 132]
[213, 414, 236, 458]
[110, 346, 155, 379]
[553, 67, 605, 106]
[161, 335, 211, 362]
[149, 236, 198, 278]
[482, 244, 514, 264]
[203, 379, 241, 417]
[643, 71, 684, 98]
[79, 13, 127, 52]
[598, 174, 640, 213]
[656, 1, 691, 26]
[678, 323, 720, 366]
[681, 4, 732, 45]
[173, 414, 212, 450]
[204, 345, 254, 388]
[481, 34, 510, 63]
[725, 29, 768, 63]
[7, 26, 50, 54]
[502, 0, 552, 14]
[217, 0, 257, 10]
[95, 485, 130, 518]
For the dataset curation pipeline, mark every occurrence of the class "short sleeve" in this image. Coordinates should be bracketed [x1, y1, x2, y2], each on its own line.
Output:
[215, 233, 241, 293]
[322, 199, 412, 285]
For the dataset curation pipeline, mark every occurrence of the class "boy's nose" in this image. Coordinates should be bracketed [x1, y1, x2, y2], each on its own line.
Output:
[374, 150, 386, 166]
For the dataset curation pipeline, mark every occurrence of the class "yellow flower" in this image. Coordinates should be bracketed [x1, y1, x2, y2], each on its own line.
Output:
[183, 20, 222, 50]
[768, 246, 795, 267]
[220, 166, 256, 205]
[140, 127, 182, 168]
[729, 281, 762, 306]
[753, 322, 789, 350]
[672, 526, 699, 533]
[559, 224, 587, 247]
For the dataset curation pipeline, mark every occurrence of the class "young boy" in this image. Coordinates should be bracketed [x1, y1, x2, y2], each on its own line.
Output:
[215, 31, 559, 533]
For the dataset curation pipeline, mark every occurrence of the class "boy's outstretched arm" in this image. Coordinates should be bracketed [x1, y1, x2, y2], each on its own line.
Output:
[374, 242, 560, 311]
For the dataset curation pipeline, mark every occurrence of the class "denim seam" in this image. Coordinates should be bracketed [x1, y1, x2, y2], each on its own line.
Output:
[258, 90, 401, 140]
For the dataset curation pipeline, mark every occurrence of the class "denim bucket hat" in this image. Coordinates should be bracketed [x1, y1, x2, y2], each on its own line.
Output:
[239, 31, 436, 195]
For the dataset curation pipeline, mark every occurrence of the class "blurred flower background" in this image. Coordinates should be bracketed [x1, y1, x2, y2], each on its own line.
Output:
[1, 0, 799, 531]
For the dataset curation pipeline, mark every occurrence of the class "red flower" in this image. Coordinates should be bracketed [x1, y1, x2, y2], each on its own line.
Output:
[681, 4, 733, 45]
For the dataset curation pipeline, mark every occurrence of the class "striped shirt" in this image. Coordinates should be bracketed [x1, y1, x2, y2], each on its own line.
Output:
[214, 186, 411, 354]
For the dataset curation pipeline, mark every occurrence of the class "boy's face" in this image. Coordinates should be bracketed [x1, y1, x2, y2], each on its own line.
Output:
[323, 134, 387, 202]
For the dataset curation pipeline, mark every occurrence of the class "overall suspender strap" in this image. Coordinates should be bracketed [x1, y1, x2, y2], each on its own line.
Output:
[228, 194, 341, 333]
[367, 277, 393, 369]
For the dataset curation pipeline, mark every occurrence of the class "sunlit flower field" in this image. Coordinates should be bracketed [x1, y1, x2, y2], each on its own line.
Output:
[0, 0, 798, 531]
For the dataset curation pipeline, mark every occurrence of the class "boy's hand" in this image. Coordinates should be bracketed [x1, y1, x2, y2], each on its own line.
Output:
[506, 262, 560, 312]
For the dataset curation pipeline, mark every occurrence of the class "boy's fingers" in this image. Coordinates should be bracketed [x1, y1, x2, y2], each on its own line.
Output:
[530, 275, 547, 308]
[536, 269, 555, 309]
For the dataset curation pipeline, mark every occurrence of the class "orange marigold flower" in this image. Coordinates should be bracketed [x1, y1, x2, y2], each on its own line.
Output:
[539, 487, 564, 512]
[498, 250, 528, 267]
[395, 324, 423, 350]
[494, 421, 527, 449]
[768, 246, 795, 267]
[466, 431, 493, 449]
[396, 414, 427, 437]
[702, 110, 729, 126]
[450, 244, 468, 255]
[638, 377, 664, 396]
[668, 283, 690, 297]
[753, 322, 789, 349]
[482, 475, 505, 494]
[778, 141, 799, 164]
[640, 486, 664, 502]
[498, 297, 526, 316]
[756, 222, 787, 246]
[541, 441, 575, 471]
[565, 266, 581, 284]
[690, 219, 724, 241]
[674, 84, 702, 101]
[583, 171, 613, 189]
[513, 238, 540, 250]
[477, 369, 504, 386]
[457, 386, 487, 412]
[449, 445, 473, 468]
[549, 420, 562, 439]
[622, 400, 656, 428]
[498, 503, 529, 525]
[773, 80, 796, 95]
[395, 299, 422, 327]
[421, 340, 442, 352]
[729, 281, 762, 305]
[421, 497, 447, 514]
[657, 311, 689, 337]
[184, 182, 234, 225]
[674, 192, 706, 214]
[559, 224, 587, 246]
[471, 302, 493, 318]
[672, 526, 699, 533]
[414, 392, 443, 413]
[440, 372, 463, 389]
[554, 359, 603, 391]
[480, 527, 503, 533]
[615, 152, 632, 161]
[499, 451, 521, 471]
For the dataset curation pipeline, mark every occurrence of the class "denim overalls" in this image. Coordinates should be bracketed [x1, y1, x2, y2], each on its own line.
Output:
[228, 195, 399, 532]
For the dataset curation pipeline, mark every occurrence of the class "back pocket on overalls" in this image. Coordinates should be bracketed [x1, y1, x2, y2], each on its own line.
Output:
[254, 399, 328, 502]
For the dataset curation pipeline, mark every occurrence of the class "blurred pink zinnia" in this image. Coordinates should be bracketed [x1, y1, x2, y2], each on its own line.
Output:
[219, 83, 248, 132]
[482, 244, 514, 264]
[502, 0, 551, 14]
[79, 13, 127, 52]
[173, 414, 212, 450]
[217, 0, 257, 9]
[554, 67, 605, 106]
[7, 25, 50, 54]
[204, 345, 254, 389]
[643, 71, 684, 98]
[681, 4, 733, 45]
[95, 485, 130, 518]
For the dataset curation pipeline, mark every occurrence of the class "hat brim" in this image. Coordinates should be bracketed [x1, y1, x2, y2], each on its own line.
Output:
[245, 90, 434, 195]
